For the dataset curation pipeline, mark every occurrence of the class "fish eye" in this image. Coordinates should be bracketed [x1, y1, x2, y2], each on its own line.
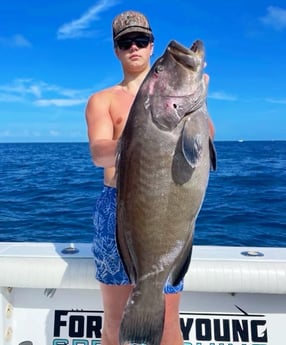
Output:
[154, 64, 164, 74]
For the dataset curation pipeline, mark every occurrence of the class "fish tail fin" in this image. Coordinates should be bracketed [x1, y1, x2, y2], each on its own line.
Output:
[119, 286, 165, 345]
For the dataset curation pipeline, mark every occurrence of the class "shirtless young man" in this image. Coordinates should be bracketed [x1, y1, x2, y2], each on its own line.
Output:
[85, 10, 214, 345]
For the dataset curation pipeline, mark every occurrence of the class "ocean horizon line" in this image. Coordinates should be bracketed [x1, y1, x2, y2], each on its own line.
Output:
[0, 139, 286, 144]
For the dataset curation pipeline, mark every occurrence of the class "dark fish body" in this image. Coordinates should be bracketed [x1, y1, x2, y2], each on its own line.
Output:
[116, 40, 216, 345]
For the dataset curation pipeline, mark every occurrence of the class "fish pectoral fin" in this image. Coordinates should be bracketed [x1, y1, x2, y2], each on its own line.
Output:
[182, 120, 202, 168]
[209, 138, 217, 171]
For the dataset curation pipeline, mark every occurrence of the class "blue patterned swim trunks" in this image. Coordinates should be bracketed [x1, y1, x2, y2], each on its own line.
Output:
[92, 185, 183, 293]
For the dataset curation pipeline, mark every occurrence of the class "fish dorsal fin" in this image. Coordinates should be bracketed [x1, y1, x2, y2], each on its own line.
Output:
[209, 138, 217, 171]
[169, 223, 195, 286]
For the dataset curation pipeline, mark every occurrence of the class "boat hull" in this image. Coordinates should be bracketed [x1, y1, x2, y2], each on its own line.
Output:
[1, 242, 286, 345]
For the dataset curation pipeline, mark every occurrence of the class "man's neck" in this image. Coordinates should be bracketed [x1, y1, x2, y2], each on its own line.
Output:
[120, 67, 150, 96]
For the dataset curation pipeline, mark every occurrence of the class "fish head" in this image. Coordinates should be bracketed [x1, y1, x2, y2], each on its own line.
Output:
[141, 40, 207, 131]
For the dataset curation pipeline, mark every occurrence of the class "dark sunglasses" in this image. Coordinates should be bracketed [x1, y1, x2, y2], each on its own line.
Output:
[116, 36, 151, 50]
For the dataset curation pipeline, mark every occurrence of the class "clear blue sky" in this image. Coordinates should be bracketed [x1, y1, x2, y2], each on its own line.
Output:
[0, 0, 285, 142]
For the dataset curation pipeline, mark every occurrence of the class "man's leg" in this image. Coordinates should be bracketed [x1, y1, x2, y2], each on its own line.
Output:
[161, 293, 184, 345]
[100, 283, 132, 345]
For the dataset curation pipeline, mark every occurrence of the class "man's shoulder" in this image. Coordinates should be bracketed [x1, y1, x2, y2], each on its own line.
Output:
[89, 85, 121, 101]
[86, 85, 125, 117]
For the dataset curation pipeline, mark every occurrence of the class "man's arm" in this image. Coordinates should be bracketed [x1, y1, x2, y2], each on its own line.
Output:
[85, 92, 118, 168]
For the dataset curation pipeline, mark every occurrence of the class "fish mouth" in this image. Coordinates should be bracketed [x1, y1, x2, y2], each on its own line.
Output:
[168, 40, 204, 70]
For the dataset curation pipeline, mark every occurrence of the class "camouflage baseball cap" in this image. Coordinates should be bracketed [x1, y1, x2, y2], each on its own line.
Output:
[112, 11, 153, 40]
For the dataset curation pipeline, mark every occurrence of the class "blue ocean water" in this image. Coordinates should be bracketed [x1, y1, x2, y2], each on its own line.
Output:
[0, 141, 285, 247]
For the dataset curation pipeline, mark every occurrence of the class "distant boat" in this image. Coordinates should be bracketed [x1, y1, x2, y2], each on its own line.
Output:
[238, 139, 244, 142]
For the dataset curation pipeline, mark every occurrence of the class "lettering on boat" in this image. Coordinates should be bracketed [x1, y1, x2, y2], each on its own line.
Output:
[52, 309, 268, 345]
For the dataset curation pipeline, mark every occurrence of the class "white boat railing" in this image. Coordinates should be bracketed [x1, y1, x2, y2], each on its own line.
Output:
[1, 242, 286, 294]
